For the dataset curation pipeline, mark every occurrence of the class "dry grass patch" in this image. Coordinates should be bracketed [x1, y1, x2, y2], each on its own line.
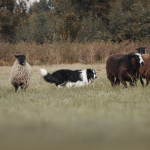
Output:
[0, 40, 150, 66]
[0, 64, 150, 150]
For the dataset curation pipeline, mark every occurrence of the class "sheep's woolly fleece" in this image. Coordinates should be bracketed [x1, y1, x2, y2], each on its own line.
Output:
[10, 60, 31, 88]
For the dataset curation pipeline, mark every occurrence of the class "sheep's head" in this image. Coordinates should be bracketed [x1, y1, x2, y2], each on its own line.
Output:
[135, 47, 146, 54]
[131, 53, 144, 66]
[14, 55, 26, 65]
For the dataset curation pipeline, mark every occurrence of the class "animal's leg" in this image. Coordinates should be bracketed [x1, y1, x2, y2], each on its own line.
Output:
[66, 82, 74, 88]
[58, 85, 63, 88]
[146, 79, 149, 85]
[145, 70, 150, 86]
[140, 78, 144, 86]
[21, 86, 27, 91]
[56, 81, 66, 88]
[120, 80, 127, 88]
[130, 82, 134, 86]
[118, 75, 127, 88]
[107, 74, 114, 86]
[115, 78, 120, 85]
[20, 83, 24, 90]
[15, 85, 18, 92]
[59, 82, 66, 86]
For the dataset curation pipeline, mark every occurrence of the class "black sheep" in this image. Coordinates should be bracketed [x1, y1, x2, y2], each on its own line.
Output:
[106, 52, 144, 87]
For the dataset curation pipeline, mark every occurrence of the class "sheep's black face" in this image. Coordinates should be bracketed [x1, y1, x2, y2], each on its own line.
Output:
[86, 69, 97, 83]
[136, 47, 146, 54]
[14, 55, 26, 65]
[134, 53, 144, 66]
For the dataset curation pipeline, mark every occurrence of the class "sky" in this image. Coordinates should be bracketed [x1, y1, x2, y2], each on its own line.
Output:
[26, 0, 54, 9]
[16, 0, 40, 9]
[16, 0, 40, 6]
[17, 0, 54, 10]
[26, 0, 40, 6]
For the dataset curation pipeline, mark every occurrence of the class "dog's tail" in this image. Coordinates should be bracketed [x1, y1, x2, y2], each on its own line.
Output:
[40, 69, 55, 83]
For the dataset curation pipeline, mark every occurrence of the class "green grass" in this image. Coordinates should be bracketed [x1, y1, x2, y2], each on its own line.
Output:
[0, 64, 150, 150]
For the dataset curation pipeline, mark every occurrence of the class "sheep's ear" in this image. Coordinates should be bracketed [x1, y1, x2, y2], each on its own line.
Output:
[129, 52, 135, 58]
[14, 55, 18, 58]
[23, 54, 26, 59]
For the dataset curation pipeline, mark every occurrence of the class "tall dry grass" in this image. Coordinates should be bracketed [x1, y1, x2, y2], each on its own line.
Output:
[0, 40, 149, 66]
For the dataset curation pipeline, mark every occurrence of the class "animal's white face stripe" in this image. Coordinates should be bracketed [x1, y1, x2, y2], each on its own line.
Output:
[92, 69, 95, 74]
[92, 69, 97, 79]
[135, 53, 144, 64]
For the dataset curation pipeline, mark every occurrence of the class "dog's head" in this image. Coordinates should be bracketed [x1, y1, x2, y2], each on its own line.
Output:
[86, 69, 97, 83]
[14, 54, 26, 66]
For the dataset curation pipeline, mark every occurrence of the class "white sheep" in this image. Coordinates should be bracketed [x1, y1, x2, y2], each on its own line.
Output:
[10, 55, 31, 92]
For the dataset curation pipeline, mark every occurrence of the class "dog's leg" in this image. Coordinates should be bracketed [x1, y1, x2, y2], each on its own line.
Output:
[59, 82, 66, 86]
[66, 82, 74, 88]
[57, 82, 66, 88]
[58, 85, 63, 88]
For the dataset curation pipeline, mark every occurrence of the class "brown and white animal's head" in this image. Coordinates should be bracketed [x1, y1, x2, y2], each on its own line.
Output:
[131, 53, 144, 66]
[14, 55, 26, 66]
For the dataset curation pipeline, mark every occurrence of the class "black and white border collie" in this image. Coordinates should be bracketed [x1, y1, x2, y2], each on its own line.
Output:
[40, 69, 97, 88]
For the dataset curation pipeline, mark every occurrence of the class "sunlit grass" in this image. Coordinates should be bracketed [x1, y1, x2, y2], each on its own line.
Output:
[0, 64, 150, 149]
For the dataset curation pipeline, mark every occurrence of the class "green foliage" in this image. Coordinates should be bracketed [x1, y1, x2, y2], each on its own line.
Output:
[0, 0, 28, 41]
[13, 12, 56, 44]
[109, 1, 150, 42]
[1, 0, 150, 43]
[57, 13, 82, 42]
[78, 13, 108, 42]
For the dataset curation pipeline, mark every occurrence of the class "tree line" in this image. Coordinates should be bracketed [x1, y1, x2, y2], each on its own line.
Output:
[0, 0, 150, 44]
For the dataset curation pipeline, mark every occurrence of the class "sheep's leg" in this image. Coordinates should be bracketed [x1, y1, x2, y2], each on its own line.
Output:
[140, 78, 144, 86]
[120, 80, 127, 88]
[15, 85, 18, 92]
[107, 74, 114, 86]
[118, 75, 127, 88]
[20, 83, 24, 90]
[146, 79, 149, 85]
[115, 78, 120, 85]
[130, 82, 134, 86]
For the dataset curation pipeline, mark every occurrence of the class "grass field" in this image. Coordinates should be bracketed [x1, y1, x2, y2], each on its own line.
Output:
[0, 63, 150, 150]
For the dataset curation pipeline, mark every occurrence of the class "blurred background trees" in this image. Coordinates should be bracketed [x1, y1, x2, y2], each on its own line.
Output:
[1, 0, 150, 43]
[0, 0, 28, 42]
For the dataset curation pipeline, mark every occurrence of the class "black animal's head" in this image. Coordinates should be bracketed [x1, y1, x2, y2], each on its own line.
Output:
[14, 55, 26, 65]
[135, 47, 146, 54]
[86, 69, 97, 83]
[130, 52, 144, 66]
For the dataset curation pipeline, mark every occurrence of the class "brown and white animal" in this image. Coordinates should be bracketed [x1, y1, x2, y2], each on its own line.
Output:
[135, 47, 150, 86]
[138, 54, 150, 86]
[106, 52, 144, 87]
[10, 55, 31, 92]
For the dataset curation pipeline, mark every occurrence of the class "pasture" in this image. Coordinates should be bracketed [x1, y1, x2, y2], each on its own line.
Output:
[0, 63, 150, 150]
